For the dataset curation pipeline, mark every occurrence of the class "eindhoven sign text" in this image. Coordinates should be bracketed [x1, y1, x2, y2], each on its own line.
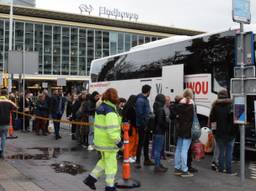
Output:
[79, 4, 139, 21]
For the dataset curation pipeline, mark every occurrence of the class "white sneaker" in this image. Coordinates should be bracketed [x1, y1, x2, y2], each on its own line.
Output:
[129, 157, 136, 163]
[87, 145, 94, 151]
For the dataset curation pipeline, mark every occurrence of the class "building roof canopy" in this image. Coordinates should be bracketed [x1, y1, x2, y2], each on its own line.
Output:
[0, 3, 203, 36]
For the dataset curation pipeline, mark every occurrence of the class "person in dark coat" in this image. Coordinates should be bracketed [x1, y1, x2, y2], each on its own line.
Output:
[76, 92, 90, 147]
[153, 94, 169, 173]
[35, 93, 48, 135]
[51, 89, 66, 140]
[135, 84, 154, 168]
[174, 88, 194, 177]
[69, 93, 81, 140]
[209, 89, 237, 174]
[85, 91, 100, 151]
[151, 95, 171, 161]
[122, 95, 138, 163]
[169, 95, 183, 145]
[0, 89, 17, 158]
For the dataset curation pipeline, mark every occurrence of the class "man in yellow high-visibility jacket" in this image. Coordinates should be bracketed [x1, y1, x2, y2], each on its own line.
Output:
[83, 88, 122, 191]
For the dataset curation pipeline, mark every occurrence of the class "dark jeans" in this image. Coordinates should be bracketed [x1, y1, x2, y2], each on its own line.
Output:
[151, 135, 165, 159]
[20, 117, 30, 131]
[187, 143, 193, 169]
[52, 113, 62, 137]
[136, 126, 150, 163]
[216, 138, 235, 173]
[153, 134, 165, 167]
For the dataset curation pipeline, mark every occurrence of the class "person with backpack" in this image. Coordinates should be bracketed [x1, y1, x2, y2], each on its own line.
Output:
[153, 94, 169, 173]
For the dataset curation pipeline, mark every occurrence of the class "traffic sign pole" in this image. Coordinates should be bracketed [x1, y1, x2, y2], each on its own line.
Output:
[232, 0, 251, 184]
[239, 23, 245, 185]
[22, 50, 26, 132]
[8, 0, 13, 93]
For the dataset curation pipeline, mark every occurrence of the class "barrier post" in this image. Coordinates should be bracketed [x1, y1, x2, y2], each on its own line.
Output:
[115, 123, 140, 189]
[7, 111, 17, 139]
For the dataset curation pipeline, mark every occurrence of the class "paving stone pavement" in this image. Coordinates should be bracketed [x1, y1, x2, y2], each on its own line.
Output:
[0, 160, 44, 191]
[0, 128, 256, 191]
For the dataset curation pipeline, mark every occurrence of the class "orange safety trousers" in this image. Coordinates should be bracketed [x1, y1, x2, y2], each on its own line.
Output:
[129, 125, 139, 157]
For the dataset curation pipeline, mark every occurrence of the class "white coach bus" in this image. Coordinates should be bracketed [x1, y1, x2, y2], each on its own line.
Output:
[89, 29, 256, 127]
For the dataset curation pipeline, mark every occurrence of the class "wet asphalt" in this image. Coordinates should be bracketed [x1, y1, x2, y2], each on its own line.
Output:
[3, 128, 256, 191]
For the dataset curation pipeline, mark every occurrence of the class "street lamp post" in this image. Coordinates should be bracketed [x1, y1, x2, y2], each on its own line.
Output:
[9, 0, 13, 52]
[8, 0, 13, 93]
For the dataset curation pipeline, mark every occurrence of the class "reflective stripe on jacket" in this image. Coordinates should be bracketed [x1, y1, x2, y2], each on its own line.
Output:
[94, 100, 121, 151]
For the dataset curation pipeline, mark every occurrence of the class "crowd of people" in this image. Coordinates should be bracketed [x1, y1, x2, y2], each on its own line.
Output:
[84, 85, 238, 191]
[10, 89, 66, 139]
[0, 85, 238, 191]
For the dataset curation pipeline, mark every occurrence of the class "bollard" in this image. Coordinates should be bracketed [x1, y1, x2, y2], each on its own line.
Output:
[7, 111, 18, 139]
[115, 123, 140, 189]
[8, 112, 14, 137]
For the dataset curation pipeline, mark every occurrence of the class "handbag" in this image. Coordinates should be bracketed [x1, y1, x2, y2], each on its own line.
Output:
[191, 105, 201, 140]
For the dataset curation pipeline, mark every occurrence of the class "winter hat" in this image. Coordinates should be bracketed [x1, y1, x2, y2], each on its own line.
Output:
[217, 89, 229, 99]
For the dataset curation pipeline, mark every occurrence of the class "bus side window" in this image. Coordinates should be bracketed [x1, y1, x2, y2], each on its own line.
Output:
[98, 57, 120, 81]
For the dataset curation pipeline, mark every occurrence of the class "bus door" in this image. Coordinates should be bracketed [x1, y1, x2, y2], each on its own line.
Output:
[162, 64, 184, 98]
[162, 64, 184, 153]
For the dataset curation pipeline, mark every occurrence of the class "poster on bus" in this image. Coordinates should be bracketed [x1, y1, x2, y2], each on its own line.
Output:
[234, 96, 246, 124]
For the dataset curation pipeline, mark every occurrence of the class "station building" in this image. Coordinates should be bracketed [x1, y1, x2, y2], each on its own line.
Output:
[0, 3, 201, 92]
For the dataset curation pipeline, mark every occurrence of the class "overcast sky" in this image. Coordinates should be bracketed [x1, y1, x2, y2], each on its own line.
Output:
[36, 0, 256, 32]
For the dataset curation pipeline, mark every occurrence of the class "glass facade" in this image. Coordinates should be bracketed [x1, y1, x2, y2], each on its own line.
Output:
[0, 0, 35, 7]
[0, 19, 162, 76]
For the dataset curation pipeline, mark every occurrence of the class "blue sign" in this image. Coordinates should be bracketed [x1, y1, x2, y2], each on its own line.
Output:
[232, 0, 251, 24]
[234, 96, 246, 124]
